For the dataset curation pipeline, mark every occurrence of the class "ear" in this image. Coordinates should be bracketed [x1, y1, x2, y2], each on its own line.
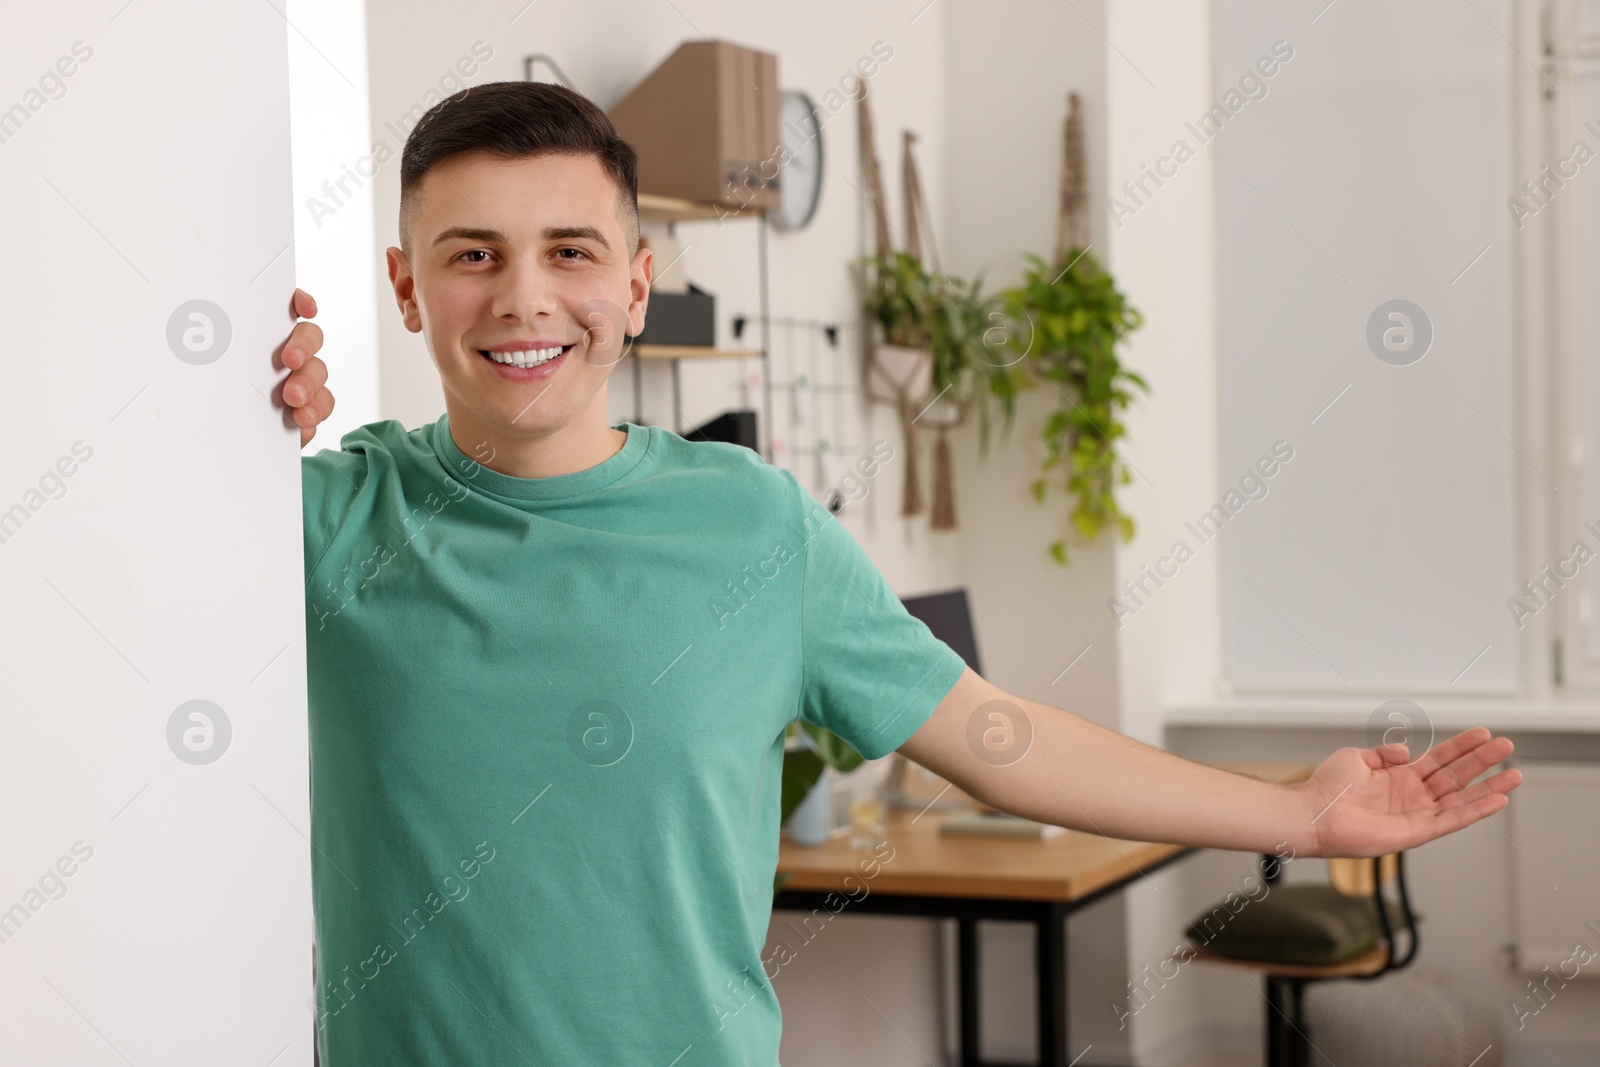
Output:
[386, 246, 422, 334]
[625, 245, 653, 337]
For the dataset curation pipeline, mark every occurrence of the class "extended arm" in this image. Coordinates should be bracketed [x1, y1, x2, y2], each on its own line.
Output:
[897, 666, 1521, 858]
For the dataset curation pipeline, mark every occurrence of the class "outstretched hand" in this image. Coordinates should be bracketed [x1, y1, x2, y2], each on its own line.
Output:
[282, 288, 334, 447]
[1302, 727, 1521, 858]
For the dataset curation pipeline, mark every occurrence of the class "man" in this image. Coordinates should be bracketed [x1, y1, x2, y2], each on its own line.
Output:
[276, 81, 1519, 1065]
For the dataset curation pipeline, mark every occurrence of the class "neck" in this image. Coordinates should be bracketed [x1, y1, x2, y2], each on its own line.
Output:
[445, 394, 626, 480]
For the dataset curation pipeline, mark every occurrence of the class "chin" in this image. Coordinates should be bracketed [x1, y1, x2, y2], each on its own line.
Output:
[489, 404, 568, 435]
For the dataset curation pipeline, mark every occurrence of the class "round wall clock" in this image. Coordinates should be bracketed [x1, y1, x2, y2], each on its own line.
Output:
[773, 90, 823, 230]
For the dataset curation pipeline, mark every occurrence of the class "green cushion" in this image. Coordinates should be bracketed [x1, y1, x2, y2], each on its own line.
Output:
[1185, 884, 1412, 966]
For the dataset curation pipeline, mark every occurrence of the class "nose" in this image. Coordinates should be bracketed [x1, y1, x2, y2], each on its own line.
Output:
[490, 250, 563, 325]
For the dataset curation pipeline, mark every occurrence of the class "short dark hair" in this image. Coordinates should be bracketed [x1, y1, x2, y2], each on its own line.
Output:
[398, 80, 639, 260]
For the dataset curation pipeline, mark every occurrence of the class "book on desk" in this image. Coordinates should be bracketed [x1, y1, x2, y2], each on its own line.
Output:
[938, 810, 1069, 840]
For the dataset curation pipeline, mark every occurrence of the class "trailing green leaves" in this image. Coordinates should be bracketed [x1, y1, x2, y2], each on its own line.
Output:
[999, 248, 1146, 564]
[856, 246, 1146, 564]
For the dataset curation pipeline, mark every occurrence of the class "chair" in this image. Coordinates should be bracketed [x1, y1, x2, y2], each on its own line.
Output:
[1188, 851, 1419, 1067]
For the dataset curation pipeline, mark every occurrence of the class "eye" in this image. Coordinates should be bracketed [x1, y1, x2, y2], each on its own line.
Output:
[456, 249, 492, 264]
[554, 247, 589, 263]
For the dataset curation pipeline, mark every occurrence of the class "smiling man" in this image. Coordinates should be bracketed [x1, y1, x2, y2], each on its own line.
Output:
[281, 81, 1521, 1066]
[387, 120, 644, 480]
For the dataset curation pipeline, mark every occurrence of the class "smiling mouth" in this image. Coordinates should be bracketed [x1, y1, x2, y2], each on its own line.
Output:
[479, 344, 574, 369]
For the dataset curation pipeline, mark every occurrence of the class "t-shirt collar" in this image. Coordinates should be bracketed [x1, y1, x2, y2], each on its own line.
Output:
[433, 413, 649, 502]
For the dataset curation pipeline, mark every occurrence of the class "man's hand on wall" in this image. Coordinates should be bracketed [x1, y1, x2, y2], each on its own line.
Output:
[282, 287, 334, 448]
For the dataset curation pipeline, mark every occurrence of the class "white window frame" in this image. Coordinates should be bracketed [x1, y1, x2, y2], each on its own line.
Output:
[1542, 0, 1600, 695]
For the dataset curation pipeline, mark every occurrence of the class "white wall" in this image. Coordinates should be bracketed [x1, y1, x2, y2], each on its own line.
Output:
[1215, 0, 1518, 695]
[940, 0, 1134, 1061]
[288, 0, 384, 445]
[1, 2, 312, 1063]
[1102, 0, 1227, 1060]
[942, 0, 1120, 736]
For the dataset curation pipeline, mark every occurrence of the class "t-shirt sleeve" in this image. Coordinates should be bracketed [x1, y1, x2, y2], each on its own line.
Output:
[790, 474, 970, 760]
[301, 444, 370, 591]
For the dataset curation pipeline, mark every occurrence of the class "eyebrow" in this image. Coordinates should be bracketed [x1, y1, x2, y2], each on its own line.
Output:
[431, 224, 611, 252]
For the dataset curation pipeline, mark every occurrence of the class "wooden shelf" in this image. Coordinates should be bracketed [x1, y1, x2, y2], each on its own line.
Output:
[634, 344, 761, 360]
[624, 196, 768, 452]
[637, 192, 761, 223]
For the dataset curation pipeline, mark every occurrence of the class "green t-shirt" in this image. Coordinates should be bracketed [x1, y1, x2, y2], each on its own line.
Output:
[301, 414, 967, 1065]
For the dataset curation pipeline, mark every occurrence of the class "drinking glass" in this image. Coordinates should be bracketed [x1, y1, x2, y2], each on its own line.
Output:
[849, 779, 888, 849]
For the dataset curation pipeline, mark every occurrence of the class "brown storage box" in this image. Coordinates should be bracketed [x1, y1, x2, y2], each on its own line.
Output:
[608, 40, 780, 211]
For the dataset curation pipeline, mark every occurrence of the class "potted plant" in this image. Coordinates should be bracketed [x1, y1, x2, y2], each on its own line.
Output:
[925, 268, 1032, 463]
[861, 252, 1026, 527]
[776, 721, 865, 895]
[997, 247, 1145, 564]
[863, 250, 937, 359]
[859, 244, 1144, 559]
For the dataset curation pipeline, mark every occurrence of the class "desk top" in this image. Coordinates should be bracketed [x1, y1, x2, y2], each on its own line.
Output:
[775, 762, 1312, 903]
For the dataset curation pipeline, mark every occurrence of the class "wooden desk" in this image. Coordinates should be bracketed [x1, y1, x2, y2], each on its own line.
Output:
[773, 762, 1312, 1067]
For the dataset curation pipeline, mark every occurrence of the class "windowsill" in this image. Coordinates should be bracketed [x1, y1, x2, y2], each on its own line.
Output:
[1166, 696, 1600, 733]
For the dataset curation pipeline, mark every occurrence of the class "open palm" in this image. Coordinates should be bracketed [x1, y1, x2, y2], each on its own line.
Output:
[1304, 727, 1521, 858]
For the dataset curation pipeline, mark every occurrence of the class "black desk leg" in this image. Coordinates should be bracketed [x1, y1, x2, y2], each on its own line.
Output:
[957, 905, 1077, 1067]
[959, 916, 981, 1065]
[1037, 902, 1069, 1067]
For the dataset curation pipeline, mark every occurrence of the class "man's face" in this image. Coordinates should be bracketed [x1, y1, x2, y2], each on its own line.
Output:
[387, 151, 650, 442]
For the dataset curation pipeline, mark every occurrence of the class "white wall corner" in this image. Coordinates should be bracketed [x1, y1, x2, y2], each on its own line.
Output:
[288, 0, 383, 446]
[1103, 0, 1222, 1059]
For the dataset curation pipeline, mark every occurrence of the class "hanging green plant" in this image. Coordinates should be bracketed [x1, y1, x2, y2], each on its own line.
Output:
[860, 250, 1029, 525]
[861, 255, 1027, 445]
[923, 268, 1033, 461]
[862, 249, 935, 349]
[998, 247, 1146, 565]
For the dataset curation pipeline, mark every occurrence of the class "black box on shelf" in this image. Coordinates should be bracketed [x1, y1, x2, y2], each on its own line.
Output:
[631, 283, 715, 347]
[686, 410, 758, 452]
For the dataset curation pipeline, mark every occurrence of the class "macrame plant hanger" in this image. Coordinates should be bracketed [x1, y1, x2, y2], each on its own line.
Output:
[859, 85, 931, 518]
[901, 129, 964, 531]
[1057, 91, 1090, 266]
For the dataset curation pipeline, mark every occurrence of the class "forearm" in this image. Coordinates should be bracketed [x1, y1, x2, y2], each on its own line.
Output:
[902, 668, 1520, 860]
[978, 700, 1317, 854]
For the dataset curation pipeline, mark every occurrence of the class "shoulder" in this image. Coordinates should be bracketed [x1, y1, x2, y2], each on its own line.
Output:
[301, 419, 438, 582]
[643, 429, 848, 568]
[301, 419, 440, 492]
[644, 427, 804, 509]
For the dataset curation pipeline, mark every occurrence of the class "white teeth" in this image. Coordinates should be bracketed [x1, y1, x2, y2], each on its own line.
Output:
[486, 346, 566, 368]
